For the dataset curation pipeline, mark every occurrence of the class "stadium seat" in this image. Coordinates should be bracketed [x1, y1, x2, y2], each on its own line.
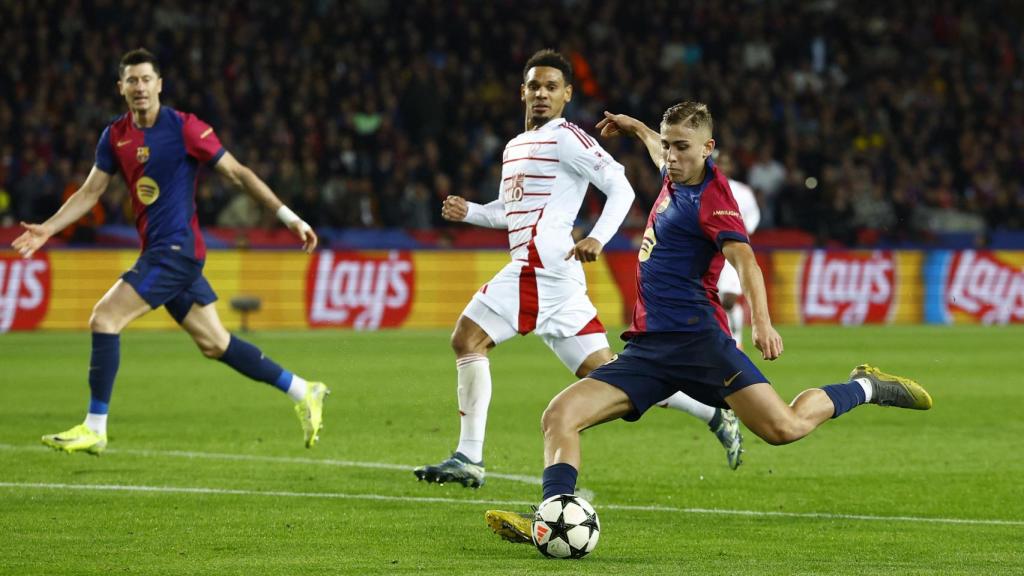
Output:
[230, 296, 261, 332]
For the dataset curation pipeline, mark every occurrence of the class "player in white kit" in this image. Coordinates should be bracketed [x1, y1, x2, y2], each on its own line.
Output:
[413, 50, 743, 488]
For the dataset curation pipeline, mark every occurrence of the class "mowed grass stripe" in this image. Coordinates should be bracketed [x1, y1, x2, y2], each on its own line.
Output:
[2, 481, 1020, 527]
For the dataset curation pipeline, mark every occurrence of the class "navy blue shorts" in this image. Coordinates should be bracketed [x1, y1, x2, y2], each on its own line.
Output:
[588, 330, 769, 421]
[121, 249, 218, 324]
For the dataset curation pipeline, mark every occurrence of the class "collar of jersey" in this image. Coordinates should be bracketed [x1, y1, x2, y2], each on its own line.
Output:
[130, 106, 166, 130]
[670, 157, 716, 197]
[532, 117, 567, 132]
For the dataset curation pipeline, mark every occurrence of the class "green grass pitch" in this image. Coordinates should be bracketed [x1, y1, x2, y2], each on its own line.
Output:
[1, 326, 1022, 575]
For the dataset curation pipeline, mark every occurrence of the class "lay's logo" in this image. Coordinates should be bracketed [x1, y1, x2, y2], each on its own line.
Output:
[799, 250, 895, 324]
[306, 250, 414, 329]
[0, 254, 50, 332]
[935, 250, 1024, 324]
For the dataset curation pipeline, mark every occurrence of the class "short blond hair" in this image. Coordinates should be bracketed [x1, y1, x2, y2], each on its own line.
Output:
[661, 101, 713, 135]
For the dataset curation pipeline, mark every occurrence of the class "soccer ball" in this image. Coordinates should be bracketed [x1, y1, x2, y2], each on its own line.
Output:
[531, 494, 600, 559]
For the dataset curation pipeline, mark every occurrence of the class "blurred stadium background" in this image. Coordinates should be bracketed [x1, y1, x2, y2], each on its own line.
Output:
[2, 0, 1023, 331]
[2, 1, 1023, 574]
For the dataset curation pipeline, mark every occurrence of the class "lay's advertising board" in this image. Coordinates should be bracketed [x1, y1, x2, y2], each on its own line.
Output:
[0, 249, 623, 332]
[2, 248, 1021, 332]
[770, 250, 923, 325]
[924, 250, 1024, 325]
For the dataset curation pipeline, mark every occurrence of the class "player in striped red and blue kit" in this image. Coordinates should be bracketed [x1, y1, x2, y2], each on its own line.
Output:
[12, 48, 329, 454]
[485, 101, 933, 544]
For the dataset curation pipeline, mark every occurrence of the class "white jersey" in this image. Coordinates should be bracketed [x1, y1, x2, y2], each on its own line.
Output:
[718, 178, 761, 295]
[728, 178, 760, 234]
[465, 117, 634, 285]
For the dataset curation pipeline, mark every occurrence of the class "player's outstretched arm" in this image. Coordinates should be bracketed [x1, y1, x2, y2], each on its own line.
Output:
[596, 111, 664, 171]
[11, 166, 112, 258]
[445, 196, 507, 229]
[213, 152, 317, 253]
[722, 240, 783, 360]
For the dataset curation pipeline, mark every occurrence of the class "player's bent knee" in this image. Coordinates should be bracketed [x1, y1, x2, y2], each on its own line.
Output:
[450, 319, 490, 356]
[540, 399, 575, 437]
[750, 418, 803, 446]
[89, 308, 121, 334]
[194, 334, 227, 356]
[450, 332, 473, 356]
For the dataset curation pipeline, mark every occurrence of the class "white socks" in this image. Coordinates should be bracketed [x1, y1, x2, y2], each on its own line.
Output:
[84, 413, 108, 436]
[658, 391, 717, 423]
[455, 354, 491, 463]
[727, 303, 744, 343]
[854, 377, 873, 403]
[287, 374, 309, 402]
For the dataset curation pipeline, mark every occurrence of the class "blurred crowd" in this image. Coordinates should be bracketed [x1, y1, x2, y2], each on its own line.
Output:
[2, 0, 1023, 245]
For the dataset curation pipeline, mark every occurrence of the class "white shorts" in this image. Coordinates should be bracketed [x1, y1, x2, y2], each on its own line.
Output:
[717, 260, 742, 296]
[462, 264, 608, 372]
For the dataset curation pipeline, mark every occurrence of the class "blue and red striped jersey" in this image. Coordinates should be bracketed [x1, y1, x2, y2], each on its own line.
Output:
[624, 158, 749, 339]
[95, 107, 225, 260]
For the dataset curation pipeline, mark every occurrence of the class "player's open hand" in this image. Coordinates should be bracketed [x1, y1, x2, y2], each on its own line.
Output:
[11, 222, 53, 259]
[442, 195, 468, 222]
[565, 237, 603, 263]
[751, 322, 783, 361]
[289, 220, 318, 253]
[596, 111, 642, 139]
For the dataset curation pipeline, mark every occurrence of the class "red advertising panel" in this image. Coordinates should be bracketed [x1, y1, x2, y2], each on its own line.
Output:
[0, 253, 51, 332]
[799, 250, 896, 324]
[305, 250, 414, 329]
[944, 250, 1024, 324]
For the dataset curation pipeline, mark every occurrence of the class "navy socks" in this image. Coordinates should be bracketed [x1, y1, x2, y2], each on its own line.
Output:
[218, 335, 292, 391]
[542, 463, 579, 500]
[88, 333, 120, 414]
[821, 381, 867, 418]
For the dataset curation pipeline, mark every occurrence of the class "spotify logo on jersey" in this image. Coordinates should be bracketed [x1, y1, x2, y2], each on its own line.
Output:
[136, 176, 160, 205]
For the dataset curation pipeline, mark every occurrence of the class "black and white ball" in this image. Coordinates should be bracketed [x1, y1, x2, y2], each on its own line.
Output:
[531, 494, 600, 559]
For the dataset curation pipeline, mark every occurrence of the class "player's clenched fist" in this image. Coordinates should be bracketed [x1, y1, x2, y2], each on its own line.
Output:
[565, 237, 604, 263]
[442, 195, 468, 222]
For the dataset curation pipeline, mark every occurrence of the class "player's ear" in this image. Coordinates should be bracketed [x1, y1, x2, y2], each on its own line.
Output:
[520, 83, 526, 102]
[704, 138, 716, 160]
[156, 76, 163, 94]
[564, 83, 573, 103]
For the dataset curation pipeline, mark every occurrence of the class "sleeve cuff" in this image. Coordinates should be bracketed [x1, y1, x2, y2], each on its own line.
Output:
[715, 231, 749, 250]
[207, 147, 226, 168]
[95, 162, 116, 175]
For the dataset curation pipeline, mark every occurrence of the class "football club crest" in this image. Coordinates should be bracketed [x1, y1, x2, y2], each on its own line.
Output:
[656, 195, 671, 213]
[136, 146, 150, 163]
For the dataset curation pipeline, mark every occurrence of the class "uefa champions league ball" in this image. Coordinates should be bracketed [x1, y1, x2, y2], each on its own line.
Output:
[531, 494, 600, 559]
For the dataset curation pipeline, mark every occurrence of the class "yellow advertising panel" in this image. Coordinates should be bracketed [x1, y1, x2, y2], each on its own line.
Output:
[18, 250, 623, 331]
[24, 251, 303, 331]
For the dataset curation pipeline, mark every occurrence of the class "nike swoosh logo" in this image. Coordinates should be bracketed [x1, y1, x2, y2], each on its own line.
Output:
[724, 371, 743, 387]
[116, 139, 132, 147]
[200, 128, 213, 139]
